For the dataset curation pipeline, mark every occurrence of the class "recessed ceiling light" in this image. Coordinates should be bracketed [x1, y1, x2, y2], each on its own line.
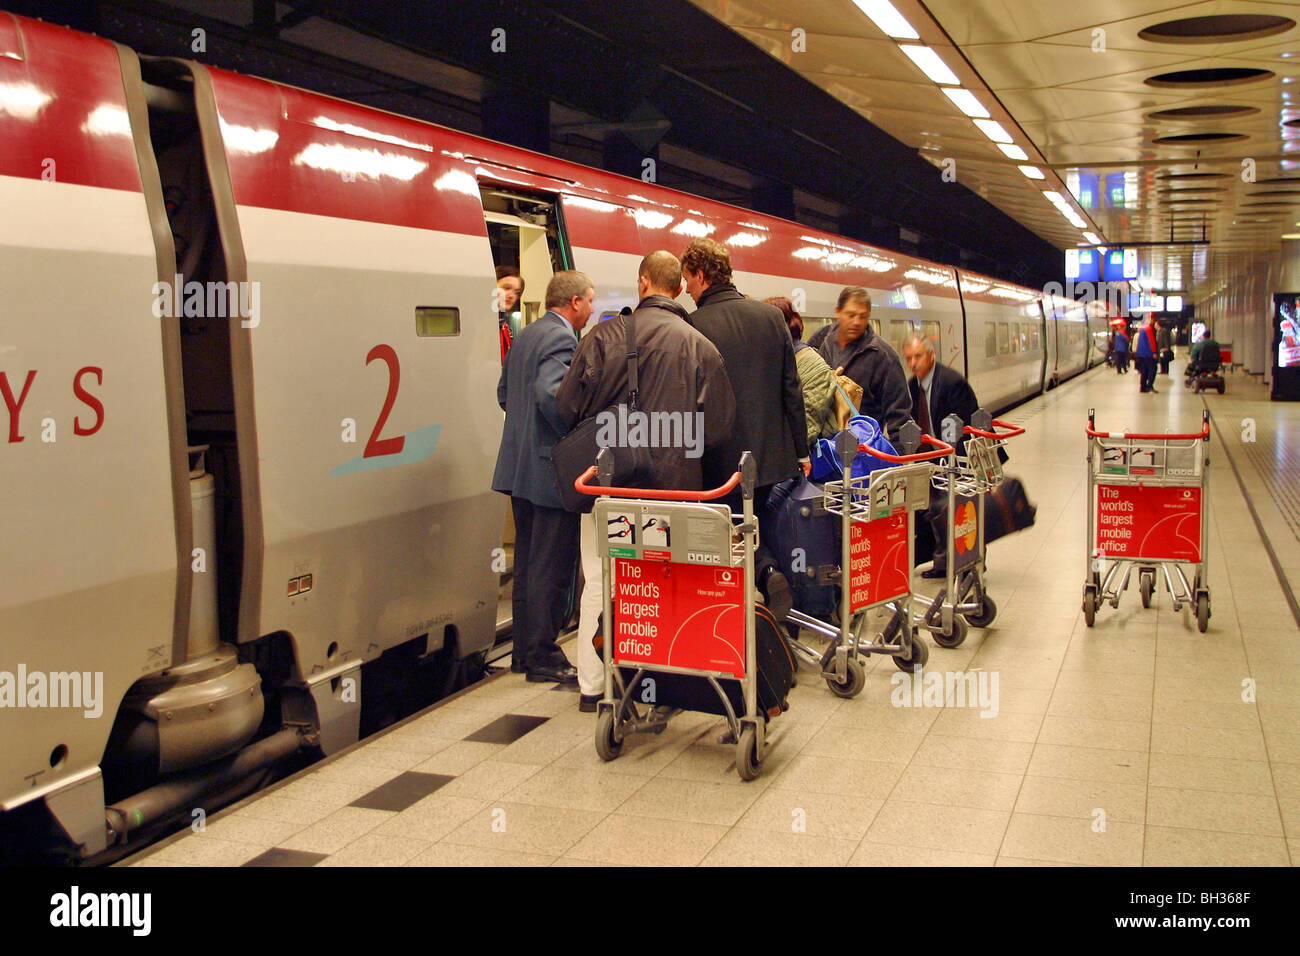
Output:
[899, 45, 960, 85]
[853, 0, 919, 39]
[942, 88, 989, 118]
[973, 119, 1013, 143]
[1019, 165, 1045, 179]
[1083, 232, 1102, 243]
[997, 143, 1029, 160]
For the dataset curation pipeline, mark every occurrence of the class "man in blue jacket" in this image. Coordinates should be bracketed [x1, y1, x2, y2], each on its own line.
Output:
[492, 271, 595, 683]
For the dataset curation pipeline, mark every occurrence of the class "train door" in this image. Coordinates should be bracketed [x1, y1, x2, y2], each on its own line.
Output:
[477, 184, 573, 642]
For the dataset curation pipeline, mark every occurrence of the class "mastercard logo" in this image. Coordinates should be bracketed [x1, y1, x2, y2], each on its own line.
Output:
[954, 502, 978, 554]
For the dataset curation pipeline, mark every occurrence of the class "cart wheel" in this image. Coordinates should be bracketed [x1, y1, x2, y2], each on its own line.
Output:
[825, 657, 867, 699]
[594, 709, 622, 761]
[737, 725, 761, 781]
[1196, 594, 1210, 633]
[963, 594, 998, 629]
[932, 615, 967, 648]
[895, 629, 930, 671]
[1083, 588, 1096, 627]
[1139, 570, 1154, 609]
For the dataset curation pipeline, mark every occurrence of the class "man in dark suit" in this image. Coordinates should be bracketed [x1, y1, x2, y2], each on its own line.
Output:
[681, 237, 809, 619]
[492, 271, 595, 683]
[902, 334, 979, 579]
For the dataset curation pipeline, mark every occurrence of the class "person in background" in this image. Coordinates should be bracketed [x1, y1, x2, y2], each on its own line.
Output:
[682, 237, 808, 621]
[766, 296, 838, 446]
[558, 251, 735, 712]
[1156, 320, 1173, 374]
[495, 265, 525, 363]
[1134, 313, 1158, 393]
[492, 271, 595, 684]
[1188, 327, 1221, 378]
[817, 286, 914, 443]
[1112, 325, 1129, 374]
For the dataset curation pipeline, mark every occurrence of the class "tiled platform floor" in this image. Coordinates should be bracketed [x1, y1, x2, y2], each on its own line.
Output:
[133, 358, 1300, 867]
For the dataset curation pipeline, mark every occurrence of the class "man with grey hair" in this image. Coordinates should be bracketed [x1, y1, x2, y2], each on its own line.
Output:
[493, 270, 595, 683]
[902, 332, 983, 578]
[818, 286, 913, 443]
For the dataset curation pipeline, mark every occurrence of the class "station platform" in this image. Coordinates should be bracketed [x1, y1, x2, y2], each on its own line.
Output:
[131, 359, 1300, 867]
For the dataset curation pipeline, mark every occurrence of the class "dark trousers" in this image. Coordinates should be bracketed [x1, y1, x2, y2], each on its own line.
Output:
[1114, 353, 1128, 373]
[923, 487, 949, 569]
[511, 497, 579, 671]
[1136, 356, 1157, 391]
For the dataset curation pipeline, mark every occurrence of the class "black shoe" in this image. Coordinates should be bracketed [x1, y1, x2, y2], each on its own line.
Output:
[1150, 387, 1158, 393]
[762, 570, 793, 622]
[510, 658, 526, 673]
[921, 566, 947, 579]
[578, 694, 600, 713]
[526, 664, 578, 684]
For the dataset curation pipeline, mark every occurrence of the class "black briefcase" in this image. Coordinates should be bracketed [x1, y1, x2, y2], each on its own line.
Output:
[983, 476, 1036, 544]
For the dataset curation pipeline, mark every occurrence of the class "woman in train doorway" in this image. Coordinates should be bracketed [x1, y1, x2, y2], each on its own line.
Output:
[495, 265, 525, 363]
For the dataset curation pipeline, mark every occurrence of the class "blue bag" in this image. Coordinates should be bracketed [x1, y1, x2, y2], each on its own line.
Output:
[809, 415, 898, 482]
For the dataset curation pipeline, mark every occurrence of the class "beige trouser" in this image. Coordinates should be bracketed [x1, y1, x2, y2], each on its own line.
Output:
[576, 512, 605, 697]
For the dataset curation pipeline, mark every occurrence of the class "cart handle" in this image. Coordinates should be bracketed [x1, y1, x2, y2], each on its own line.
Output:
[574, 466, 742, 501]
[964, 419, 1025, 440]
[1085, 407, 1210, 441]
[857, 433, 955, 463]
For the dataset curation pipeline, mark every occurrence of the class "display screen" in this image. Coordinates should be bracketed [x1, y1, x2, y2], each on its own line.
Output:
[1279, 295, 1300, 369]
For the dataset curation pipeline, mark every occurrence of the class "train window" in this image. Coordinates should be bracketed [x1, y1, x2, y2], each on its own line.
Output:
[890, 320, 910, 352]
[921, 320, 940, 350]
[415, 307, 460, 336]
[997, 322, 1011, 355]
[985, 323, 998, 358]
[1022, 323, 1041, 352]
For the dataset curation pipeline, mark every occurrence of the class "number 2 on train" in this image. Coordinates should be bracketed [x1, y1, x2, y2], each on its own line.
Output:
[363, 344, 405, 458]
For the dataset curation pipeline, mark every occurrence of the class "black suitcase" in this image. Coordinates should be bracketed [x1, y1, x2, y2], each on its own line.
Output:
[604, 603, 795, 719]
[983, 476, 1036, 545]
[761, 477, 839, 619]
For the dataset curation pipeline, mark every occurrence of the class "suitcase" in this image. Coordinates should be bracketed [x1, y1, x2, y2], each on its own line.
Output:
[983, 476, 1036, 545]
[601, 603, 795, 719]
[761, 477, 839, 619]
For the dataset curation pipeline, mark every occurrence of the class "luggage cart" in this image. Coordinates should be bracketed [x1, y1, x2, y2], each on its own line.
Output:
[785, 424, 954, 698]
[918, 410, 1026, 648]
[576, 450, 780, 781]
[1082, 409, 1212, 632]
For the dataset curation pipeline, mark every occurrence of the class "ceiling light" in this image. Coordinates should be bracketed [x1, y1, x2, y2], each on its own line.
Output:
[1285, 232, 1300, 238]
[853, 0, 920, 39]
[942, 88, 990, 118]
[997, 143, 1029, 160]
[1018, 165, 1045, 179]
[1043, 191, 1064, 204]
[899, 45, 960, 85]
[973, 119, 1013, 143]
[1083, 232, 1102, 244]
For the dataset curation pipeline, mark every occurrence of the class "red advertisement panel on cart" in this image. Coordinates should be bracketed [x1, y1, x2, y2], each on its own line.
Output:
[610, 558, 747, 678]
[1095, 485, 1201, 562]
[848, 511, 911, 613]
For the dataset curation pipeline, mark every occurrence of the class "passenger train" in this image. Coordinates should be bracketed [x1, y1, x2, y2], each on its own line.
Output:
[0, 12, 1108, 860]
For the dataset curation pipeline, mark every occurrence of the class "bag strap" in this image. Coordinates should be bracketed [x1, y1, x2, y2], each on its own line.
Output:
[833, 379, 860, 418]
[625, 310, 639, 411]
